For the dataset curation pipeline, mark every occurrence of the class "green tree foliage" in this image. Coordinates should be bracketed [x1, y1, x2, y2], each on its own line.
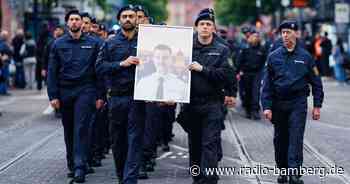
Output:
[126, 0, 168, 23]
[214, 0, 280, 25]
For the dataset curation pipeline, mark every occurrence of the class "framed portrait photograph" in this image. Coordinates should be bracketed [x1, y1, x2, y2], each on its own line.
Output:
[134, 24, 193, 103]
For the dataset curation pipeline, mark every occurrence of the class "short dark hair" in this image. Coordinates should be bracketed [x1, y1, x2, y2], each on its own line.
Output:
[154, 44, 172, 54]
[65, 9, 81, 22]
[81, 12, 91, 20]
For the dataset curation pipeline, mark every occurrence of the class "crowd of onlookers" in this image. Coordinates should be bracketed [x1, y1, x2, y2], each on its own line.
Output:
[0, 24, 52, 97]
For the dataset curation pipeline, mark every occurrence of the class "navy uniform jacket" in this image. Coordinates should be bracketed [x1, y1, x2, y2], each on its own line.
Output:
[261, 43, 324, 110]
[47, 33, 104, 101]
[212, 33, 238, 97]
[96, 30, 137, 92]
[191, 33, 236, 100]
[237, 43, 267, 74]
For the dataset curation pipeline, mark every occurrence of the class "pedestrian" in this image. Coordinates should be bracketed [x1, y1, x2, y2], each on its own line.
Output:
[184, 9, 235, 184]
[320, 32, 332, 77]
[96, 5, 147, 184]
[11, 29, 26, 89]
[36, 23, 51, 90]
[237, 30, 267, 119]
[0, 30, 12, 95]
[332, 38, 347, 85]
[47, 9, 104, 183]
[21, 32, 36, 89]
[261, 20, 324, 184]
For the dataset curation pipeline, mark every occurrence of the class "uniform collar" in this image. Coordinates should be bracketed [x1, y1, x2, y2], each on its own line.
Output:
[281, 40, 300, 55]
[193, 32, 216, 49]
[66, 32, 87, 41]
[117, 29, 138, 42]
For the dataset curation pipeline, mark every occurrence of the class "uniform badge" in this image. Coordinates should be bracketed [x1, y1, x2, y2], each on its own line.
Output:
[81, 45, 92, 49]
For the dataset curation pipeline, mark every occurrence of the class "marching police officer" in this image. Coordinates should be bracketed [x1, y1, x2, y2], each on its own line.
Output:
[96, 5, 146, 184]
[261, 20, 324, 184]
[237, 29, 267, 119]
[47, 10, 104, 183]
[185, 10, 235, 184]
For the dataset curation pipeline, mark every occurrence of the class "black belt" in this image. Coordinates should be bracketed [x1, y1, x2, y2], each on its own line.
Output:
[190, 95, 223, 104]
[107, 88, 133, 97]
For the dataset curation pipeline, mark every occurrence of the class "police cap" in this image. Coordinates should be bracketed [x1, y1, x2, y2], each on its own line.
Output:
[117, 5, 136, 20]
[279, 20, 298, 31]
[135, 5, 149, 17]
[195, 10, 215, 26]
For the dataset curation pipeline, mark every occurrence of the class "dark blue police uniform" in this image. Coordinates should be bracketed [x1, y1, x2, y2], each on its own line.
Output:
[261, 42, 324, 175]
[185, 33, 235, 184]
[96, 30, 145, 184]
[47, 33, 104, 175]
[237, 42, 267, 119]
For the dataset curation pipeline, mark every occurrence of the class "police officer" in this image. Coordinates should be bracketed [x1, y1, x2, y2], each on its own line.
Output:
[47, 10, 104, 183]
[185, 10, 234, 184]
[96, 5, 147, 184]
[237, 29, 267, 119]
[80, 11, 106, 168]
[261, 20, 324, 184]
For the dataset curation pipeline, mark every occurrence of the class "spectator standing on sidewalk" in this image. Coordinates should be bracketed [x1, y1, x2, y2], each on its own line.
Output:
[320, 32, 332, 77]
[21, 32, 37, 89]
[12, 29, 26, 89]
[332, 38, 347, 85]
[261, 20, 324, 184]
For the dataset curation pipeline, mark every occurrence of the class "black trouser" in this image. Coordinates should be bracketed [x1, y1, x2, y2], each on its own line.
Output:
[60, 87, 96, 172]
[187, 102, 223, 184]
[142, 103, 162, 164]
[271, 97, 307, 176]
[108, 96, 146, 184]
[241, 72, 262, 113]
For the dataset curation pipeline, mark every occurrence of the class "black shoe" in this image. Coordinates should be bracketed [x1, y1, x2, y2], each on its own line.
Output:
[138, 167, 148, 179]
[162, 144, 170, 152]
[245, 111, 251, 119]
[67, 171, 74, 178]
[74, 170, 85, 183]
[277, 175, 288, 183]
[145, 162, 154, 172]
[91, 158, 102, 167]
[251, 111, 261, 120]
[289, 176, 303, 184]
[117, 177, 123, 184]
[85, 166, 95, 174]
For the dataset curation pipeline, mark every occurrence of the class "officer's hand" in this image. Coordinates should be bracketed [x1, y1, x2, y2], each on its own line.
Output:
[236, 74, 241, 81]
[224, 96, 236, 108]
[263, 110, 272, 121]
[41, 70, 47, 77]
[1, 54, 9, 61]
[50, 99, 60, 109]
[96, 99, 104, 110]
[312, 107, 321, 120]
[159, 101, 176, 106]
[120, 56, 140, 67]
[188, 62, 203, 72]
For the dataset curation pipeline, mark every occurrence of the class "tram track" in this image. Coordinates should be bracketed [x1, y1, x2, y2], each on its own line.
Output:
[0, 128, 61, 175]
[228, 110, 350, 184]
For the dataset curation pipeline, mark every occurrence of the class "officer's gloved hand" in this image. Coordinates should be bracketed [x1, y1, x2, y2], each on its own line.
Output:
[263, 110, 272, 121]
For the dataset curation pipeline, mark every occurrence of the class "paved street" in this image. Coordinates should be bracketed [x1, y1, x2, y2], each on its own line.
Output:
[0, 79, 349, 184]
